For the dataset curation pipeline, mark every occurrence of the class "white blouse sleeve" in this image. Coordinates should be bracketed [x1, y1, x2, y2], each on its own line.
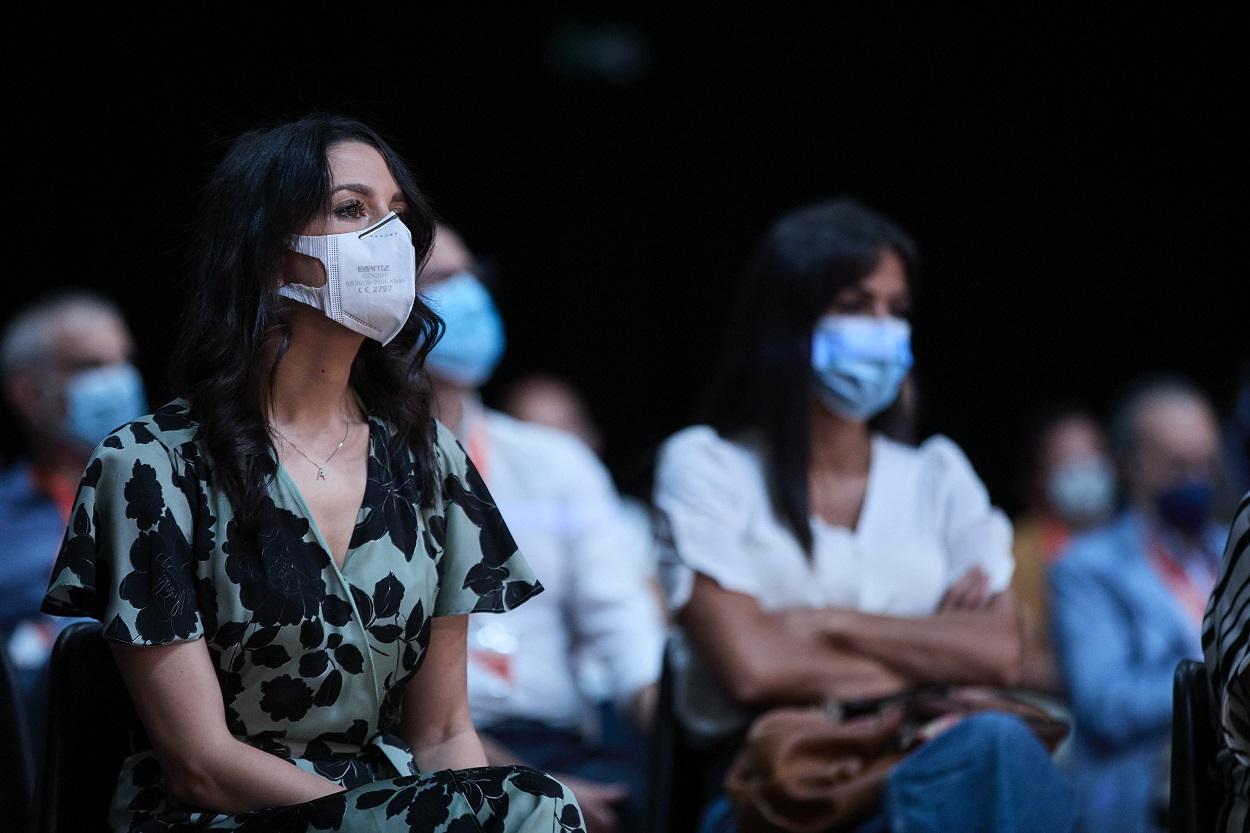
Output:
[653, 426, 755, 612]
[917, 435, 1015, 594]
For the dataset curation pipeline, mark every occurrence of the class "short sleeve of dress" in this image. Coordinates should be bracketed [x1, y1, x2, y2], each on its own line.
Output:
[431, 420, 543, 616]
[40, 422, 206, 646]
[917, 434, 1015, 594]
[652, 426, 755, 612]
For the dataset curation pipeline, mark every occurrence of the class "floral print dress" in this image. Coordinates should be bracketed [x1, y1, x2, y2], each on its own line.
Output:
[41, 399, 586, 833]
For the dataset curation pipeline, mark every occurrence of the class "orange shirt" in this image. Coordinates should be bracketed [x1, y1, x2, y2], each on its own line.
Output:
[30, 465, 78, 524]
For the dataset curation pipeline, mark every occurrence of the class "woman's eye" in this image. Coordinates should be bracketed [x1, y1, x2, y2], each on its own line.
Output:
[334, 200, 367, 220]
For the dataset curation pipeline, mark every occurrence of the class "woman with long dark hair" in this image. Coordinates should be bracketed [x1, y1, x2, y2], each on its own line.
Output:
[653, 199, 1074, 831]
[40, 113, 584, 832]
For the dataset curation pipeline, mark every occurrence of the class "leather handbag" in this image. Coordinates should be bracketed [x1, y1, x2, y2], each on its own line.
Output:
[723, 687, 1069, 833]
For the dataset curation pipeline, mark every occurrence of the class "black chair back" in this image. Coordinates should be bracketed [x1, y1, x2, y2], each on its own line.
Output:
[35, 621, 145, 833]
[644, 637, 746, 833]
[644, 639, 678, 833]
[1, 645, 33, 833]
[1170, 659, 1220, 833]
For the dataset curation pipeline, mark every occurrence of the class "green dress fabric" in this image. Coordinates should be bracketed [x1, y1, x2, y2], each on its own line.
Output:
[41, 398, 586, 833]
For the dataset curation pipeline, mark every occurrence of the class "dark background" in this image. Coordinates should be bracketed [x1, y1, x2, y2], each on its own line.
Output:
[5, 7, 1245, 511]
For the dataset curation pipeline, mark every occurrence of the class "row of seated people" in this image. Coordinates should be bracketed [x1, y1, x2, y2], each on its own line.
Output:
[3, 194, 1248, 832]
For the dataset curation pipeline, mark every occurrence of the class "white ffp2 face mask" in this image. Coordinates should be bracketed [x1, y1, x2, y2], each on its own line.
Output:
[279, 211, 417, 345]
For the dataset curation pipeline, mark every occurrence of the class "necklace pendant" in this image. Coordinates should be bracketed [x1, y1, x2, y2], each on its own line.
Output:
[317, 467, 327, 480]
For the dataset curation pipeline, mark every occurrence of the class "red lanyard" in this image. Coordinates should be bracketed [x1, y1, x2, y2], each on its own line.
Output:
[465, 422, 491, 486]
[30, 466, 77, 524]
[1147, 536, 1212, 627]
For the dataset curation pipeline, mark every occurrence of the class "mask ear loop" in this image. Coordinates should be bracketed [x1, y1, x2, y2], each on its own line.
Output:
[272, 234, 326, 343]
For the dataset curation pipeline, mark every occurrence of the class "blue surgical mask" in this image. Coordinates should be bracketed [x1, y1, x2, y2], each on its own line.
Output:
[811, 316, 913, 421]
[1047, 457, 1117, 524]
[1156, 478, 1214, 536]
[421, 272, 505, 387]
[63, 362, 148, 449]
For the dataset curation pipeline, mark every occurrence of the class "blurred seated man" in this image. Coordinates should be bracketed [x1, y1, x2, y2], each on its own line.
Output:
[1051, 377, 1227, 833]
[419, 225, 665, 833]
[1012, 407, 1118, 692]
[0, 291, 146, 731]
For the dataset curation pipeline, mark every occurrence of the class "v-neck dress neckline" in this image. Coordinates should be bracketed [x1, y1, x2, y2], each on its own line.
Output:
[271, 416, 379, 576]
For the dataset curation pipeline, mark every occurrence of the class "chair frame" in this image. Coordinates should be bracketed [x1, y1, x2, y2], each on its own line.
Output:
[1169, 659, 1221, 833]
[645, 638, 746, 833]
[1, 645, 34, 833]
[34, 621, 145, 833]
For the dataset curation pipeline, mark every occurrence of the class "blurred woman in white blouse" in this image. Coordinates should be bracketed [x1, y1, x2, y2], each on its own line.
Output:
[653, 198, 1074, 833]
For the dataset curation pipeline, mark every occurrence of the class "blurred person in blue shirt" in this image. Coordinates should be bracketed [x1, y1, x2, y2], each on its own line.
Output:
[1050, 377, 1228, 833]
[0, 291, 146, 738]
[417, 226, 665, 833]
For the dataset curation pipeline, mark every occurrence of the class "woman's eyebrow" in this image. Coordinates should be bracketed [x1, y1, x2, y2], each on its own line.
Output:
[332, 183, 371, 196]
[331, 184, 405, 201]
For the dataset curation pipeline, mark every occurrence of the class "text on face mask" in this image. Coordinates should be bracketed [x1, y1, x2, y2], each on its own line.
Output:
[343, 274, 408, 294]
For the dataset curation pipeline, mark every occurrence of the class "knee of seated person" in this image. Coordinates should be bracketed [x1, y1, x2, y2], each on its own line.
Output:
[459, 766, 584, 827]
[509, 765, 580, 803]
[948, 711, 1035, 750]
[506, 767, 585, 826]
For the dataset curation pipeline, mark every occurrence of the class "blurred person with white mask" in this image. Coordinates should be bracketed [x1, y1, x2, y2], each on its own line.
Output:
[1011, 407, 1118, 693]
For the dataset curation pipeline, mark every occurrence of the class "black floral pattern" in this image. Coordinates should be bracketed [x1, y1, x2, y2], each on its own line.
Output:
[259, 674, 316, 722]
[118, 509, 200, 643]
[441, 448, 544, 614]
[350, 422, 422, 560]
[223, 502, 330, 627]
[37, 401, 570, 833]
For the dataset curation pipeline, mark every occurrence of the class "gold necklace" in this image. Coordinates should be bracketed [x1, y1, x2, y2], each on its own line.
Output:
[270, 422, 351, 481]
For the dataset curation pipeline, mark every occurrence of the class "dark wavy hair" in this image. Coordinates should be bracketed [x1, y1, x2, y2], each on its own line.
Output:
[171, 113, 442, 541]
[701, 198, 919, 555]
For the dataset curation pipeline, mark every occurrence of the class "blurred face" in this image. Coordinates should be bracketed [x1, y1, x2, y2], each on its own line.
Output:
[810, 249, 914, 423]
[823, 249, 912, 320]
[415, 225, 506, 389]
[506, 378, 602, 454]
[284, 141, 409, 288]
[418, 225, 474, 290]
[1129, 395, 1220, 506]
[7, 306, 136, 442]
[1039, 415, 1117, 525]
[48, 308, 133, 376]
[1041, 416, 1107, 479]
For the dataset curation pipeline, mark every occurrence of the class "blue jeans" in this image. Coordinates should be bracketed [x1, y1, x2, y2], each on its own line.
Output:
[699, 712, 1076, 833]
